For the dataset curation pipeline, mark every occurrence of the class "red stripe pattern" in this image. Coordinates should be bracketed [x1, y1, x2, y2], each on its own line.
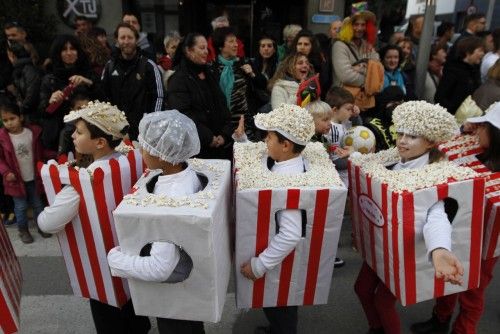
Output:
[39, 151, 143, 307]
[349, 161, 485, 306]
[0, 224, 22, 334]
[237, 186, 346, 309]
[439, 135, 500, 260]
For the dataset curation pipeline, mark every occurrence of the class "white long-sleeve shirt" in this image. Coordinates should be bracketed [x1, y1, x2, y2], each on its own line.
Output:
[107, 166, 202, 282]
[392, 152, 452, 258]
[38, 152, 123, 234]
[251, 155, 304, 279]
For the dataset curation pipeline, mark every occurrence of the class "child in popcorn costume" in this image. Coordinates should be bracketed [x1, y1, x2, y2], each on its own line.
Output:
[239, 103, 315, 334]
[107, 110, 205, 334]
[37, 101, 151, 333]
[411, 102, 500, 334]
[354, 101, 464, 334]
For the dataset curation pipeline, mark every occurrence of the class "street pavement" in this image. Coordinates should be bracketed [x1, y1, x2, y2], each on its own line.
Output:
[6, 219, 500, 334]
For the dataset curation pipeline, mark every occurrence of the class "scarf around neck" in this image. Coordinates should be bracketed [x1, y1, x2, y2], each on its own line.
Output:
[218, 54, 237, 109]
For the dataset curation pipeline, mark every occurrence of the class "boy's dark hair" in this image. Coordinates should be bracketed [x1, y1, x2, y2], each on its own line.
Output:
[428, 147, 446, 164]
[114, 22, 139, 40]
[0, 93, 21, 116]
[212, 26, 236, 55]
[436, 21, 454, 37]
[325, 86, 354, 109]
[89, 27, 107, 38]
[69, 86, 93, 109]
[478, 122, 500, 172]
[274, 131, 306, 154]
[82, 119, 122, 149]
[463, 13, 485, 29]
[455, 36, 484, 60]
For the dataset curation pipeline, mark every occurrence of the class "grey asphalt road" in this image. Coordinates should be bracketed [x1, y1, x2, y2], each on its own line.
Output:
[6, 218, 500, 334]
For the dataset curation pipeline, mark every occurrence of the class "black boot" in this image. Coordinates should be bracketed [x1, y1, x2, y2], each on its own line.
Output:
[18, 227, 34, 244]
[410, 313, 450, 334]
[37, 226, 52, 238]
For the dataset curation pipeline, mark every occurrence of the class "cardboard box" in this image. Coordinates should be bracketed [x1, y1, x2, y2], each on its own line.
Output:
[0, 224, 22, 334]
[348, 151, 485, 306]
[234, 142, 348, 308]
[112, 159, 231, 323]
[39, 149, 143, 307]
[439, 135, 500, 259]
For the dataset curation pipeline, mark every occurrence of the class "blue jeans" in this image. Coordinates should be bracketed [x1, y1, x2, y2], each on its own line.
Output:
[12, 181, 44, 230]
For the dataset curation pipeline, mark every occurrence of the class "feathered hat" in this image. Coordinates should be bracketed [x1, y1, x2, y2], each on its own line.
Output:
[338, 9, 377, 46]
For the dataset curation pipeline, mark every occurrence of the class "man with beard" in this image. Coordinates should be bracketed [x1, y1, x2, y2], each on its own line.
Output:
[331, 10, 379, 88]
[101, 23, 164, 140]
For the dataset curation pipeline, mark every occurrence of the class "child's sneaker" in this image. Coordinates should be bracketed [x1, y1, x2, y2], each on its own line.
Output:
[18, 227, 34, 244]
[3, 213, 16, 226]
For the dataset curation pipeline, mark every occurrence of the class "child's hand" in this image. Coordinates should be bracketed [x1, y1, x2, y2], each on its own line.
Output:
[432, 248, 464, 285]
[240, 261, 257, 281]
[233, 115, 245, 139]
[335, 146, 354, 158]
[5, 172, 16, 182]
[352, 105, 361, 117]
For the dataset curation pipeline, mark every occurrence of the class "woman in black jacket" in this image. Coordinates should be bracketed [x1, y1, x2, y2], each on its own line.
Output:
[38, 34, 98, 152]
[6, 41, 41, 120]
[435, 36, 484, 114]
[166, 33, 233, 159]
[250, 34, 279, 112]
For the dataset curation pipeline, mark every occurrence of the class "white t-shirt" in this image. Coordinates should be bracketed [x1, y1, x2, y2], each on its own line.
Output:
[107, 166, 203, 282]
[9, 128, 34, 182]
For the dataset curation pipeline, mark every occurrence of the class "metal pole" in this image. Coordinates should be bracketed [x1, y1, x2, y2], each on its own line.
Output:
[250, 0, 255, 59]
[415, 0, 436, 100]
[486, 0, 496, 30]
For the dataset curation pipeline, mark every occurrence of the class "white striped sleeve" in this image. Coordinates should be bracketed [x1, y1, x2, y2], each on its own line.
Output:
[148, 59, 164, 111]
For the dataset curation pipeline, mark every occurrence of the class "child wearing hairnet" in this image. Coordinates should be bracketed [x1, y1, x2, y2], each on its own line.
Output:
[107, 110, 205, 334]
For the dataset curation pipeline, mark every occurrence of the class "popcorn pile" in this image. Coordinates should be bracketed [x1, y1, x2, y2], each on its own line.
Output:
[350, 147, 478, 193]
[122, 158, 225, 209]
[234, 141, 344, 190]
[392, 101, 459, 143]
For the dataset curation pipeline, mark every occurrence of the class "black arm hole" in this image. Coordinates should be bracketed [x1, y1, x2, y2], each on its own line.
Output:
[195, 172, 208, 190]
[443, 197, 458, 224]
[274, 209, 307, 237]
[140, 242, 153, 257]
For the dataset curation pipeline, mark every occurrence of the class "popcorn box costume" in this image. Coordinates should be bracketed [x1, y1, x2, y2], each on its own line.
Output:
[439, 134, 500, 259]
[234, 141, 348, 308]
[348, 147, 485, 306]
[39, 149, 143, 307]
[112, 159, 231, 322]
[0, 224, 22, 334]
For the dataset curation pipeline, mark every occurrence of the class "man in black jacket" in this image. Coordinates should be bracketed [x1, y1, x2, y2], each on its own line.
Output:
[101, 23, 164, 140]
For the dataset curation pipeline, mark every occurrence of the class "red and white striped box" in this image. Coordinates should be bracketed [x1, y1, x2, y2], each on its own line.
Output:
[348, 159, 485, 306]
[39, 149, 144, 308]
[439, 135, 500, 259]
[0, 225, 22, 334]
[113, 159, 231, 322]
[234, 142, 348, 308]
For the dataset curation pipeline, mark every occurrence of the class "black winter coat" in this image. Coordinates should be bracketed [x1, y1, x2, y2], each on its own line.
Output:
[434, 60, 481, 115]
[12, 57, 41, 115]
[166, 59, 233, 159]
[38, 66, 98, 151]
[101, 50, 164, 140]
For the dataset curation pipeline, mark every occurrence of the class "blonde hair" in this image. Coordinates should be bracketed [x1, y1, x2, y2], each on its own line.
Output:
[283, 24, 302, 41]
[267, 52, 312, 91]
[304, 100, 332, 119]
[163, 31, 181, 48]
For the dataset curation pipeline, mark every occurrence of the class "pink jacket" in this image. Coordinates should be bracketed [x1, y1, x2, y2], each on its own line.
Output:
[0, 124, 50, 197]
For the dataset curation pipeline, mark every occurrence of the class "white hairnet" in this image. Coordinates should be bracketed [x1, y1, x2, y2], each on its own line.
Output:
[138, 110, 200, 164]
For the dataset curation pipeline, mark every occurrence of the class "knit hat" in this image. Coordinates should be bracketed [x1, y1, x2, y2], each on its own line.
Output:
[467, 101, 500, 130]
[392, 101, 459, 143]
[64, 101, 129, 140]
[254, 103, 315, 146]
[138, 110, 200, 165]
